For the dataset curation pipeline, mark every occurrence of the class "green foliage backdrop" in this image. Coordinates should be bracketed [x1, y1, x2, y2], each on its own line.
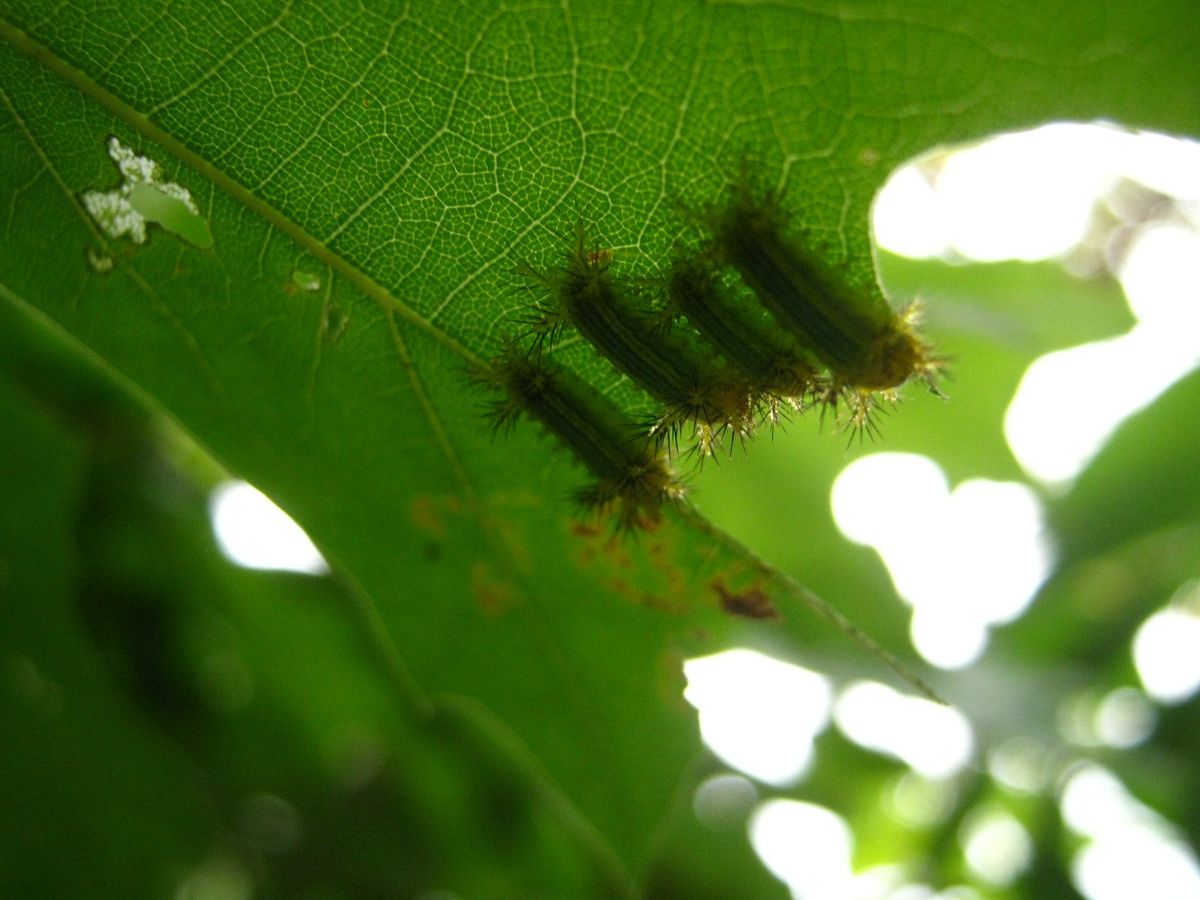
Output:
[2, 1, 1198, 896]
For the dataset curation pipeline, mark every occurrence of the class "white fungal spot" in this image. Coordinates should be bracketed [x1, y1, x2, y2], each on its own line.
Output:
[81, 136, 212, 249]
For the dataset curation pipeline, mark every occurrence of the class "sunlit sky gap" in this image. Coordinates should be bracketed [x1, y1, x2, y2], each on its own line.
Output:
[688, 123, 1200, 899]
[875, 122, 1200, 487]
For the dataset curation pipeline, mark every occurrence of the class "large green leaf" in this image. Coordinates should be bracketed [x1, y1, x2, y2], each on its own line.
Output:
[3, 1, 1198, 892]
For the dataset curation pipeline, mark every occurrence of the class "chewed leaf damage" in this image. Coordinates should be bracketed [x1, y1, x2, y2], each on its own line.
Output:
[81, 135, 213, 250]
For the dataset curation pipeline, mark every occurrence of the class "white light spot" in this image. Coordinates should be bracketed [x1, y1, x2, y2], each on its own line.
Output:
[890, 771, 958, 827]
[1060, 763, 1154, 840]
[959, 806, 1033, 887]
[935, 127, 1110, 261]
[852, 865, 905, 899]
[1062, 764, 1200, 900]
[1004, 328, 1199, 487]
[829, 452, 947, 548]
[1120, 225, 1200, 330]
[1094, 686, 1156, 748]
[1073, 828, 1200, 900]
[1119, 130, 1200, 199]
[1004, 217, 1200, 487]
[831, 454, 1052, 669]
[692, 773, 759, 831]
[1134, 597, 1200, 704]
[874, 124, 1200, 264]
[209, 480, 329, 575]
[683, 649, 832, 786]
[909, 605, 987, 670]
[750, 800, 854, 900]
[987, 736, 1052, 794]
[834, 680, 973, 778]
[873, 166, 951, 258]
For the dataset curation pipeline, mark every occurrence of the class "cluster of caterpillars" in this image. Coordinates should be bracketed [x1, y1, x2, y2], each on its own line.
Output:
[479, 177, 943, 531]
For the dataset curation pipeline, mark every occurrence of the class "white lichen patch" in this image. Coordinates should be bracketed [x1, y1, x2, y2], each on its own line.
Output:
[81, 136, 211, 248]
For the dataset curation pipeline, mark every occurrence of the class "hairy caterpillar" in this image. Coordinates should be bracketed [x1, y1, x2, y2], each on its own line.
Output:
[517, 226, 758, 456]
[702, 177, 943, 432]
[665, 256, 821, 423]
[480, 344, 686, 530]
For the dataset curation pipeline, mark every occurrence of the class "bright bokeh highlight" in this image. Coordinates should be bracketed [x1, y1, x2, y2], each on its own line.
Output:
[834, 680, 973, 779]
[876, 124, 1118, 262]
[876, 124, 1200, 486]
[750, 800, 854, 900]
[1134, 591, 1200, 705]
[1061, 763, 1200, 900]
[209, 480, 329, 575]
[959, 806, 1033, 887]
[831, 453, 1052, 669]
[1005, 223, 1200, 485]
[683, 649, 832, 785]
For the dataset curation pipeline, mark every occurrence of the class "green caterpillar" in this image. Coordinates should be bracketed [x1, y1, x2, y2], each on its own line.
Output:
[701, 177, 943, 432]
[481, 343, 685, 530]
[518, 226, 758, 456]
[664, 256, 820, 423]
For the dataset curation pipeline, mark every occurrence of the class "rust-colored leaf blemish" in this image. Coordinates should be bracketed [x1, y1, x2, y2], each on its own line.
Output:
[713, 580, 781, 621]
[471, 561, 517, 616]
[570, 520, 604, 539]
[409, 495, 447, 539]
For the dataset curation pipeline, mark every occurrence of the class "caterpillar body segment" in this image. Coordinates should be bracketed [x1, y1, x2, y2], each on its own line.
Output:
[705, 179, 942, 397]
[483, 345, 685, 530]
[665, 256, 821, 413]
[520, 227, 759, 457]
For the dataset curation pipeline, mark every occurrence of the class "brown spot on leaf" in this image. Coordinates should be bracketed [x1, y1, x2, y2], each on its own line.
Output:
[569, 521, 604, 539]
[713, 580, 781, 622]
[409, 495, 448, 539]
[471, 562, 517, 616]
